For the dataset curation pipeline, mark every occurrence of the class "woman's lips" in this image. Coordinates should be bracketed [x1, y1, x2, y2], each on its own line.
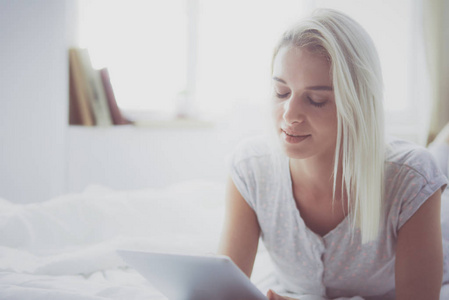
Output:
[281, 128, 309, 137]
[281, 129, 310, 144]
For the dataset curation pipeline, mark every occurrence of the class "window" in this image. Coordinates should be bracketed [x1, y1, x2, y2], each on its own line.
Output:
[79, 0, 427, 142]
[78, 0, 188, 114]
[78, 0, 308, 117]
[194, 0, 307, 115]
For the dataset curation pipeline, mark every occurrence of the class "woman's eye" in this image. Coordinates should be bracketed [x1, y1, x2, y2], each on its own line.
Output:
[275, 92, 290, 99]
[308, 96, 327, 108]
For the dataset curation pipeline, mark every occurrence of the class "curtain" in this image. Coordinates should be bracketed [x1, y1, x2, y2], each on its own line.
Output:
[424, 0, 449, 144]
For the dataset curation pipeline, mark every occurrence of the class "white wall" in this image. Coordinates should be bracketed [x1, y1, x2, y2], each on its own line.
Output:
[66, 105, 269, 193]
[67, 126, 234, 192]
[0, 0, 69, 203]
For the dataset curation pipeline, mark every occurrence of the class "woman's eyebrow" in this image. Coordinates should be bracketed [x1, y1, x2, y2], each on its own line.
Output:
[305, 86, 333, 91]
[272, 77, 333, 91]
[272, 76, 287, 84]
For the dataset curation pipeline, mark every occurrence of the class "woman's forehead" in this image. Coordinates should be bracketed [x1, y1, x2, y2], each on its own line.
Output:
[272, 46, 332, 88]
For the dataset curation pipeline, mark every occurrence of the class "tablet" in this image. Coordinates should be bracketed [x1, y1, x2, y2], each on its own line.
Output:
[117, 250, 268, 300]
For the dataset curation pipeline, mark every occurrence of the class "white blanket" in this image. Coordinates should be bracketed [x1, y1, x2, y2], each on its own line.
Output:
[0, 180, 237, 300]
[1, 180, 448, 300]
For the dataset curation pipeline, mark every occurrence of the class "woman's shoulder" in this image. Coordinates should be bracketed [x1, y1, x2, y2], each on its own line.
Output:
[227, 136, 286, 210]
[383, 137, 448, 231]
[230, 135, 280, 166]
[385, 137, 440, 180]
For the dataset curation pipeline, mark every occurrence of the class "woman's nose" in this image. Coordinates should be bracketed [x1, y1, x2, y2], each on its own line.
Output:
[282, 95, 305, 125]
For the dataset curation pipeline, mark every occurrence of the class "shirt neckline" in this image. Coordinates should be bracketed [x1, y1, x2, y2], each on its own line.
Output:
[284, 157, 349, 241]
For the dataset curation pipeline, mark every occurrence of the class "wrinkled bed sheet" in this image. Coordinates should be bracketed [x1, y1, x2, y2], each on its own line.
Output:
[0, 180, 448, 300]
[0, 180, 280, 300]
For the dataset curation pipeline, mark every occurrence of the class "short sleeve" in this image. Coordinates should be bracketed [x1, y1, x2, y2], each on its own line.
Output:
[395, 148, 448, 230]
[228, 152, 256, 211]
[226, 137, 273, 211]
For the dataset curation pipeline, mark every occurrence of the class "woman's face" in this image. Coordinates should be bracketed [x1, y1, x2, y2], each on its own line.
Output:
[272, 46, 338, 161]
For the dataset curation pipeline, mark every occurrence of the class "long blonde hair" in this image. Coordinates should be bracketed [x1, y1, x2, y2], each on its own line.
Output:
[272, 9, 385, 243]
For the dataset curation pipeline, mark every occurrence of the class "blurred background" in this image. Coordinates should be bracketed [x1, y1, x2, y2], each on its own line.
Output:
[1, 0, 448, 204]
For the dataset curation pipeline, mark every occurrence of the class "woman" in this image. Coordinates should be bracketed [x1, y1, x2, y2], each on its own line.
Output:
[219, 8, 449, 300]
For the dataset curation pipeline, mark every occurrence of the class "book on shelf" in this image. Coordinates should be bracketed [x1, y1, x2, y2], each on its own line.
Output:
[76, 48, 113, 126]
[99, 68, 133, 125]
[68, 48, 95, 126]
[68, 47, 133, 126]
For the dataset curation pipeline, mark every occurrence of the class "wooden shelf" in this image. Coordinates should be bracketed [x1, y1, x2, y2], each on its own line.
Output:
[69, 117, 215, 129]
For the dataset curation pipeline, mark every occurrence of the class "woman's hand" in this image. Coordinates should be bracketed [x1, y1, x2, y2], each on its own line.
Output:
[267, 289, 298, 300]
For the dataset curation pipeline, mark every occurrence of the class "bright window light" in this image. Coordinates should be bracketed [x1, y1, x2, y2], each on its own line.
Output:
[79, 0, 417, 117]
[79, 0, 187, 113]
[195, 0, 307, 115]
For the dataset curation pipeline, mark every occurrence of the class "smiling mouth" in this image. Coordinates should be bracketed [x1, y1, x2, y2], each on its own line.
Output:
[281, 129, 310, 138]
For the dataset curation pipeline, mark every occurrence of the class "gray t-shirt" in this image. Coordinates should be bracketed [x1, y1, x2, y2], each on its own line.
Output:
[229, 136, 449, 299]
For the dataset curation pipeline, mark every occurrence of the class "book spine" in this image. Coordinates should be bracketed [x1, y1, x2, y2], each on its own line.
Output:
[100, 68, 132, 125]
[68, 48, 95, 126]
[77, 48, 113, 126]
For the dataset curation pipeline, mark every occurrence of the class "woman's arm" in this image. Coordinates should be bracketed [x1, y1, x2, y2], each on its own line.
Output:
[395, 189, 443, 300]
[218, 177, 261, 277]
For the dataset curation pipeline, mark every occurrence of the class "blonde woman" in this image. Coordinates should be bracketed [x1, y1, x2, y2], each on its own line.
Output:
[219, 8, 449, 300]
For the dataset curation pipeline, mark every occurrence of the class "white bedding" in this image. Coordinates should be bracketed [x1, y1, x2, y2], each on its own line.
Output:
[1, 180, 448, 300]
[0, 180, 253, 300]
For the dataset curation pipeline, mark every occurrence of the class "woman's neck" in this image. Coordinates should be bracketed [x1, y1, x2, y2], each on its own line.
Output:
[289, 155, 343, 202]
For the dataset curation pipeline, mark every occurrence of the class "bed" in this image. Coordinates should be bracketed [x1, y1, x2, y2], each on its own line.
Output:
[0, 179, 448, 300]
[0, 180, 278, 300]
